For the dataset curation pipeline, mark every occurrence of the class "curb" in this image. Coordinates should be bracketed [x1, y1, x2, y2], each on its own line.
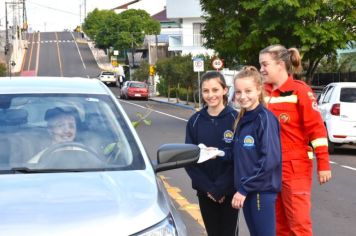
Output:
[149, 98, 196, 111]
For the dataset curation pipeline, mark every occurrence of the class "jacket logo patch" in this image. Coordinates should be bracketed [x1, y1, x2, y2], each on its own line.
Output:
[308, 92, 315, 100]
[279, 113, 290, 123]
[243, 135, 255, 148]
[223, 130, 234, 143]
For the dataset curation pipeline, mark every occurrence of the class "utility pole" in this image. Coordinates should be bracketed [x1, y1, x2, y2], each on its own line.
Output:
[84, 0, 86, 21]
[5, 2, 9, 54]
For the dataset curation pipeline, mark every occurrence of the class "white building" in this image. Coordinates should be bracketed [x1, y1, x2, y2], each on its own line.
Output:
[166, 0, 214, 56]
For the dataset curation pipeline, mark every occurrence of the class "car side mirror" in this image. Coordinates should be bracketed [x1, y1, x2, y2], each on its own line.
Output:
[154, 143, 199, 173]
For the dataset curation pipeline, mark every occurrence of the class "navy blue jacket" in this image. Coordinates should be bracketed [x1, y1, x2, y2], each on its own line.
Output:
[233, 104, 282, 196]
[185, 106, 237, 199]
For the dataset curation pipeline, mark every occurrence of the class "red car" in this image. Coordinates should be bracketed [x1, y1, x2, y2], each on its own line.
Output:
[120, 81, 149, 100]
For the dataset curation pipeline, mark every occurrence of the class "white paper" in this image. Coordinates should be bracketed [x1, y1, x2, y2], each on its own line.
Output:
[197, 144, 225, 163]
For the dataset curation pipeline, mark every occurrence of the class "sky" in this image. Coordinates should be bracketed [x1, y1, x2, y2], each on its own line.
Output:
[0, 0, 163, 32]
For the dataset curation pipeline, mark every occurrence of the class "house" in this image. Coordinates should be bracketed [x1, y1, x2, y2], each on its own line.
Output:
[166, 0, 214, 56]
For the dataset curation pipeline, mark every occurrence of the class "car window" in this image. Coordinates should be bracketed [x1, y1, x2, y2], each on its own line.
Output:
[102, 72, 114, 76]
[0, 94, 145, 172]
[340, 88, 356, 103]
[321, 86, 334, 104]
[130, 83, 146, 88]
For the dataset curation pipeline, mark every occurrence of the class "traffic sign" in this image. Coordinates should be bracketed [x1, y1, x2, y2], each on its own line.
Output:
[193, 58, 204, 72]
[211, 57, 224, 70]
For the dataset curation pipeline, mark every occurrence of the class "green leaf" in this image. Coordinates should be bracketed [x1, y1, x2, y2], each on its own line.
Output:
[143, 119, 152, 126]
[132, 121, 140, 128]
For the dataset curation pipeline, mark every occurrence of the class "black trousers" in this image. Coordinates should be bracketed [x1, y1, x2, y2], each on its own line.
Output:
[198, 193, 239, 236]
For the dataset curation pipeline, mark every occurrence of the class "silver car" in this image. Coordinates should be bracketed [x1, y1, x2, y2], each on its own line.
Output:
[0, 77, 199, 236]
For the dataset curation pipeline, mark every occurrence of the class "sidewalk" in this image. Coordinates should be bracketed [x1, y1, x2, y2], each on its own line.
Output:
[148, 96, 198, 111]
[87, 40, 115, 71]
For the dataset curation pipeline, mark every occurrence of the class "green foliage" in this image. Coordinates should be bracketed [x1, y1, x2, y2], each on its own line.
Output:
[200, 0, 356, 83]
[317, 52, 356, 73]
[83, 9, 161, 52]
[132, 60, 150, 81]
[338, 52, 356, 72]
[156, 54, 217, 103]
[0, 63, 7, 76]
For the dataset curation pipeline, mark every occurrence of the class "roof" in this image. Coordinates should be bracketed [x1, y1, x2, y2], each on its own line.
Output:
[111, 0, 140, 10]
[0, 77, 110, 95]
[152, 9, 168, 22]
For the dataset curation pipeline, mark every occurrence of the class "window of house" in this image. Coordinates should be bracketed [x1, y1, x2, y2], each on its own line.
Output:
[193, 23, 206, 46]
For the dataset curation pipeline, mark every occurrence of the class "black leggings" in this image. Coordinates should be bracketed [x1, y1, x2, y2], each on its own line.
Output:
[198, 194, 239, 236]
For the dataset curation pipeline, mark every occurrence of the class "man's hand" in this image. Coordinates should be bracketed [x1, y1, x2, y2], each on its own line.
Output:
[318, 170, 332, 185]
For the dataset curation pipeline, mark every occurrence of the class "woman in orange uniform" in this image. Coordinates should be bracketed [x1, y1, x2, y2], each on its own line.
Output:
[259, 44, 332, 236]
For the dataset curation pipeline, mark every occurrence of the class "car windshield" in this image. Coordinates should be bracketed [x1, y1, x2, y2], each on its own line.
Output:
[0, 93, 145, 172]
[130, 83, 146, 88]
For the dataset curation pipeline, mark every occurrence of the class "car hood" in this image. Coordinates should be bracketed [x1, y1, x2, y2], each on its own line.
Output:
[0, 171, 169, 236]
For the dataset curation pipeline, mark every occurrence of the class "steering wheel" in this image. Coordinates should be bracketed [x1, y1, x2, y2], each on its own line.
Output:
[38, 142, 104, 168]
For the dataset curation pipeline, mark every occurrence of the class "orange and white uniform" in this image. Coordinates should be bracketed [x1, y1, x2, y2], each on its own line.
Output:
[265, 75, 330, 236]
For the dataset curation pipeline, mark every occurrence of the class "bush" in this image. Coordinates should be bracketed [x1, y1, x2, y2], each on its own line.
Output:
[0, 63, 7, 76]
[157, 80, 168, 97]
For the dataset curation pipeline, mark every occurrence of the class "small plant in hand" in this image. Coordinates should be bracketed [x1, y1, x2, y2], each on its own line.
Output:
[131, 106, 153, 128]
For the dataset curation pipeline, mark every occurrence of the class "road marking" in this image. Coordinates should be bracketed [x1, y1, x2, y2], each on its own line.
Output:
[160, 175, 205, 227]
[35, 32, 40, 76]
[71, 32, 86, 69]
[119, 100, 188, 122]
[340, 165, 356, 171]
[55, 32, 64, 77]
[26, 32, 35, 71]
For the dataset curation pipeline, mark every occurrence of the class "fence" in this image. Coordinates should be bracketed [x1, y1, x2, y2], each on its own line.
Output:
[312, 71, 356, 86]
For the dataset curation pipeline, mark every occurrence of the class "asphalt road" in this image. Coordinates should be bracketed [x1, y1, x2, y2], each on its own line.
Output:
[23, 31, 100, 77]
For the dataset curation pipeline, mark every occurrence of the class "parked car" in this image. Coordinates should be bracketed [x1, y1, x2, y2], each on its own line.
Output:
[317, 82, 356, 153]
[120, 81, 149, 100]
[0, 77, 199, 235]
[97, 71, 119, 87]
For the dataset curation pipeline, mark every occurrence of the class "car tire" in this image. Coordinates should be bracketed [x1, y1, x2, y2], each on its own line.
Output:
[328, 138, 335, 154]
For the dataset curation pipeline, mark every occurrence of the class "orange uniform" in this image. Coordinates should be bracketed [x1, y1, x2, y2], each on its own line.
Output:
[265, 75, 330, 236]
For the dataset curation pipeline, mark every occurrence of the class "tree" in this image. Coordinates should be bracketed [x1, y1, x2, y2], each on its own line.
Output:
[83, 9, 160, 53]
[200, 0, 356, 84]
[115, 9, 161, 51]
[132, 60, 150, 81]
[82, 9, 119, 50]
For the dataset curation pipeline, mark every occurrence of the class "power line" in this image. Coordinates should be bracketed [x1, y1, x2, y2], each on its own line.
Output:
[27, 1, 78, 16]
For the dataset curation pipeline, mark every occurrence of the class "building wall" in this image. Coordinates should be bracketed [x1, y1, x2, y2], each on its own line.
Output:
[166, 0, 202, 18]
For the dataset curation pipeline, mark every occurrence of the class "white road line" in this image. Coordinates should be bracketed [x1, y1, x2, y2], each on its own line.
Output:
[340, 165, 356, 171]
[119, 100, 188, 122]
[70, 32, 86, 69]
[329, 161, 337, 164]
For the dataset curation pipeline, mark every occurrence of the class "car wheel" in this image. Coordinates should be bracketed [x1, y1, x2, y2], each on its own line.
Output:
[328, 138, 335, 154]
